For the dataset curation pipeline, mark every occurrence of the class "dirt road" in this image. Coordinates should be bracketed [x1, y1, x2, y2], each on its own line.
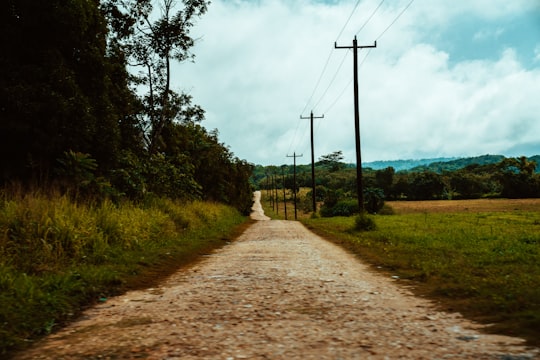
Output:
[14, 192, 539, 359]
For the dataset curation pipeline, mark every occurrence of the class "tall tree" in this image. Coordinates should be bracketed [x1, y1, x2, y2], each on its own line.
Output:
[318, 151, 345, 172]
[103, 0, 209, 152]
[0, 0, 133, 183]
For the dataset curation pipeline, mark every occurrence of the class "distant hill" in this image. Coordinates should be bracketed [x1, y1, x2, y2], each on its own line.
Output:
[410, 154, 505, 173]
[363, 154, 540, 173]
[363, 157, 456, 171]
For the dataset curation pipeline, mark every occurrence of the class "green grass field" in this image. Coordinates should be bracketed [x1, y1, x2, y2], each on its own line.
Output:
[297, 199, 540, 346]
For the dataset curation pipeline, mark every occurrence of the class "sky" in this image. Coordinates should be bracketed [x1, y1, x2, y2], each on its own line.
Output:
[173, 0, 540, 166]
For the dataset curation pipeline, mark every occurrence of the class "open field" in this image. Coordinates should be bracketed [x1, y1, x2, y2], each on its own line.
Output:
[295, 198, 540, 347]
[388, 198, 540, 214]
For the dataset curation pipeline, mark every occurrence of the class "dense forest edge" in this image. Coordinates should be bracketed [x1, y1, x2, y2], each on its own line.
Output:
[1, 0, 254, 214]
[1, 0, 255, 355]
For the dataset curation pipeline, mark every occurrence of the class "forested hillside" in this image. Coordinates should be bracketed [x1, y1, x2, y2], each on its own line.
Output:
[0, 0, 253, 213]
[253, 153, 540, 215]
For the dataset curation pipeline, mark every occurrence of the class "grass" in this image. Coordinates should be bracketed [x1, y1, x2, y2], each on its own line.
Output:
[297, 199, 540, 346]
[0, 191, 248, 355]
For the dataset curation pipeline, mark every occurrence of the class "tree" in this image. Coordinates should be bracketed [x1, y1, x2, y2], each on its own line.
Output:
[409, 171, 444, 200]
[375, 167, 395, 198]
[497, 157, 539, 198]
[318, 151, 346, 172]
[103, 0, 209, 153]
[0, 0, 136, 183]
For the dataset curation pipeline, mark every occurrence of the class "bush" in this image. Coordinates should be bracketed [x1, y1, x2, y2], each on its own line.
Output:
[321, 199, 359, 217]
[364, 187, 385, 214]
[354, 213, 377, 231]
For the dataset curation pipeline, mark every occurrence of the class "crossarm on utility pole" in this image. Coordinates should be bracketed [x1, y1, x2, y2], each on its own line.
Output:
[300, 111, 324, 213]
[286, 152, 303, 220]
[334, 36, 376, 213]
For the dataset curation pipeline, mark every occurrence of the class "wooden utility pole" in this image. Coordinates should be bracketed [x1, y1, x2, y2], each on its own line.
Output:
[265, 173, 271, 207]
[286, 152, 303, 220]
[272, 174, 279, 214]
[300, 111, 324, 213]
[281, 165, 288, 220]
[335, 36, 376, 212]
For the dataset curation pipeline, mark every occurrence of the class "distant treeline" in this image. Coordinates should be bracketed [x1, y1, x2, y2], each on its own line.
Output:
[1, 0, 253, 213]
[253, 154, 540, 204]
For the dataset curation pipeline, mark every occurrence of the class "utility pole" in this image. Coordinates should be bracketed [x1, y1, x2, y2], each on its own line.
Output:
[286, 152, 303, 220]
[273, 173, 279, 215]
[335, 36, 376, 212]
[265, 173, 271, 207]
[281, 165, 288, 220]
[300, 111, 324, 213]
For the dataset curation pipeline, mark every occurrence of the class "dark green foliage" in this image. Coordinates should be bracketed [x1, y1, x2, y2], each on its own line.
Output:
[254, 155, 540, 207]
[354, 212, 377, 231]
[321, 200, 359, 217]
[0, 0, 254, 213]
[408, 171, 445, 200]
[497, 157, 540, 198]
[364, 187, 385, 214]
[0, 0, 128, 182]
[317, 151, 346, 172]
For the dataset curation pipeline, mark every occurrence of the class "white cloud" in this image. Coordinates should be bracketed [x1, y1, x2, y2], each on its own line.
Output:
[173, 0, 540, 165]
[473, 28, 505, 41]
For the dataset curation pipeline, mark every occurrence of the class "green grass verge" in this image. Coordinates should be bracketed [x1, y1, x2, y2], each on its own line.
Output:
[300, 211, 540, 346]
[0, 194, 248, 355]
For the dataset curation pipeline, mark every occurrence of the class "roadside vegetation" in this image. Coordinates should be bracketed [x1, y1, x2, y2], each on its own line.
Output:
[2, 1, 256, 356]
[0, 190, 247, 355]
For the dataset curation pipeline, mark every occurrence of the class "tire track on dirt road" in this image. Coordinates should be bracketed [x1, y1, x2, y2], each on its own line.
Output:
[13, 192, 539, 359]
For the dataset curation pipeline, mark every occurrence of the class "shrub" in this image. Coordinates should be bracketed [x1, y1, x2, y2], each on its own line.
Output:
[364, 187, 385, 214]
[321, 199, 359, 217]
[354, 213, 377, 231]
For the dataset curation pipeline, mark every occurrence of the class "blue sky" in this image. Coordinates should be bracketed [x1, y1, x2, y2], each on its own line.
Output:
[174, 0, 540, 165]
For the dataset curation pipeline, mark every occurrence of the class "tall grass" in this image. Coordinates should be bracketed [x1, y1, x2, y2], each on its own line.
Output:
[0, 191, 246, 355]
[302, 209, 540, 346]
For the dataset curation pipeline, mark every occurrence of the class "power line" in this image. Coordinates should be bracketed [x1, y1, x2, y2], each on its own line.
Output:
[312, 50, 350, 112]
[320, 0, 414, 115]
[294, 0, 362, 154]
[293, 0, 415, 158]
[299, 0, 365, 116]
[375, 0, 415, 41]
[300, 48, 334, 116]
[322, 49, 370, 115]
[323, 78, 353, 115]
[302, 0, 384, 119]
[355, 0, 385, 36]
[336, 0, 362, 42]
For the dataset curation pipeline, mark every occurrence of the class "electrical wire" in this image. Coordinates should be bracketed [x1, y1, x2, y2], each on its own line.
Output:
[321, 49, 371, 115]
[375, 0, 415, 41]
[312, 50, 350, 112]
[355, 0, 385, 36]
[291, 0, 415, 158]
[298, 0, 363, 119]
[299, 48, 334, 117]
[336, 0, 362, 43]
